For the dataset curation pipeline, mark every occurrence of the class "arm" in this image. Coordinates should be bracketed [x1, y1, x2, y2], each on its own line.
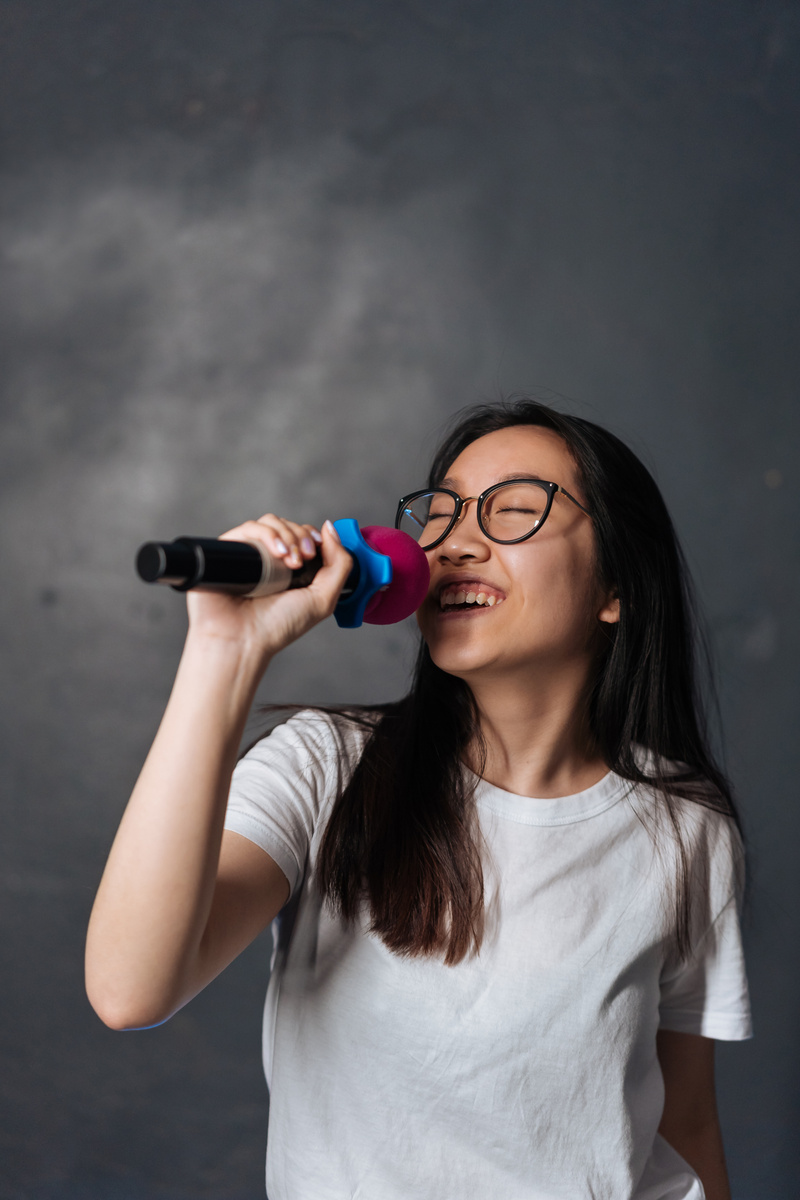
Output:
[656, 1029, 731, 1200]
[85, 516, 352, 1031]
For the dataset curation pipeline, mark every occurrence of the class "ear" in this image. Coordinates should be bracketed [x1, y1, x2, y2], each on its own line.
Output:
[597, 589, 620, 625]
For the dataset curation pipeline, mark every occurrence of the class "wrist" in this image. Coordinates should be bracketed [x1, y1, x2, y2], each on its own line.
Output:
[179, 628, 274, 705]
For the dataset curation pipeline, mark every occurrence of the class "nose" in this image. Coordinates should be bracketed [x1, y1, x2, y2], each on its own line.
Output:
[434, 498, 490, 563]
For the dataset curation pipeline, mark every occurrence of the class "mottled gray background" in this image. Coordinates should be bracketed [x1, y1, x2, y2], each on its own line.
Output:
[1, 2, 798, 1197]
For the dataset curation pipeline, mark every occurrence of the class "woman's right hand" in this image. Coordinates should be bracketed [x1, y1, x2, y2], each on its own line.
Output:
[185, 514, 354, 663]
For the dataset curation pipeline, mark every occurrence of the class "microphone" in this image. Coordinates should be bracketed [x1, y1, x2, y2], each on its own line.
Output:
[136, 519, 429, 629]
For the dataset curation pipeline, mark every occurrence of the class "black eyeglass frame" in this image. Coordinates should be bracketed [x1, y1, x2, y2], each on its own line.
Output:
[395, 478, 592, 551]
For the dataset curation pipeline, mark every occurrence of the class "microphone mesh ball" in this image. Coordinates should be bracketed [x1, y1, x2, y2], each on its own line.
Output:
[360, 527, 430, 625]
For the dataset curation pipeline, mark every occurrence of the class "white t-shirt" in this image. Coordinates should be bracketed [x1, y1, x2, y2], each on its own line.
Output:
[225, 712, 751, 1200]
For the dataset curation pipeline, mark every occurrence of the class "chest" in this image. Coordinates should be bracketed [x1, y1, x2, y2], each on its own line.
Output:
[281, 806, 672, 1065]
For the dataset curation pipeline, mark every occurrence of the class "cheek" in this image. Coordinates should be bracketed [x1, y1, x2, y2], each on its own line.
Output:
[515, 548, 600, 635]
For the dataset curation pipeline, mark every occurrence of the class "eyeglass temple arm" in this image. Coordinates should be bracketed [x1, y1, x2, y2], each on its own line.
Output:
[401, 507, 426, 531]
[558, 486, 591, 516]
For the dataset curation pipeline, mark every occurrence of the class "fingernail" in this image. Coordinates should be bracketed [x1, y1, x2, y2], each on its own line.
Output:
[310, 528, 322, 544]
[300, 537, 314, 555]
[324, 519, 340, 542]
[274, 539, 288, 555]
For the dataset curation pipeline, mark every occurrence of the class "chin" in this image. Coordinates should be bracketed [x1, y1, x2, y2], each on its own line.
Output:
[423, 637, 495, 680]
[418, 611, 499, 677]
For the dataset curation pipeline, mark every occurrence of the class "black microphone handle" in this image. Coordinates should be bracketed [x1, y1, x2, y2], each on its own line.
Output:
[135, 537, 358, 598]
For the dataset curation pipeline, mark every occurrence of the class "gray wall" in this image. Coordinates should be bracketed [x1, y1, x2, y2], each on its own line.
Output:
[1, 3, 798, 1197]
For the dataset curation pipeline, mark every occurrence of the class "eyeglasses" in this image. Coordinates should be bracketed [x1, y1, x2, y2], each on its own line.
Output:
[395, 478, 591, 551]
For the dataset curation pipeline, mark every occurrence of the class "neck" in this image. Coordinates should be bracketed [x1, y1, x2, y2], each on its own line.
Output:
[465, 658, 608, 799]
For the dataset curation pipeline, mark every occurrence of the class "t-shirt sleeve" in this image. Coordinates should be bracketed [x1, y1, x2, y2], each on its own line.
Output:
[658, 812, 752, 1041]
[224, 711, 362, 899]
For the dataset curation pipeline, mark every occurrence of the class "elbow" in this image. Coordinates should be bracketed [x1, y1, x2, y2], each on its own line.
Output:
[84, 962, 177, 1031]
[88, 994, 171, 1031]
[88, 991, 175, 1031]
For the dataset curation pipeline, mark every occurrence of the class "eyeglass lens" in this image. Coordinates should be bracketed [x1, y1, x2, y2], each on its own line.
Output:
[398, 482, 551, 548]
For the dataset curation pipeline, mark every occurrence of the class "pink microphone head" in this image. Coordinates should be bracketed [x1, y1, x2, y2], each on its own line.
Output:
[360, 526, 430, 625]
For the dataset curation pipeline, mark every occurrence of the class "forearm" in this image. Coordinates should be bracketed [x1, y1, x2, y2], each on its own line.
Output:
[659, 1115, 731, 1200]
[85, 632, 269, 1028]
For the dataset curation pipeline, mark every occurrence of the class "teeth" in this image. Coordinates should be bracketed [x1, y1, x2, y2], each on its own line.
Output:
[439, 587, 503, 609]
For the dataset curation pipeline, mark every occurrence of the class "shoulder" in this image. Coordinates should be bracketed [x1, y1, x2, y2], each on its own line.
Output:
[664, 798, 745, 920]
[630, 746, 742, 849]
[225, 710, 378, 894]
[626, 753, 745, 924]
[238, 708, 376, 780]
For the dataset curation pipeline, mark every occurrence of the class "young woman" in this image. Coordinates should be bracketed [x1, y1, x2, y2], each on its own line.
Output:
[86, 400, 751, 1200]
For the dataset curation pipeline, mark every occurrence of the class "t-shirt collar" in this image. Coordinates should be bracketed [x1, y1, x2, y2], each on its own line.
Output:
[470, 767, 632, 827]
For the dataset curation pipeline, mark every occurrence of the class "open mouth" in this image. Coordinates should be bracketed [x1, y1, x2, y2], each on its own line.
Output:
[438, 584, 505, 612]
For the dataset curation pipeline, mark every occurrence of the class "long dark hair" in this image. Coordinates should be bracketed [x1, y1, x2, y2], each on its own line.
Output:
[315, 399, 742, 963]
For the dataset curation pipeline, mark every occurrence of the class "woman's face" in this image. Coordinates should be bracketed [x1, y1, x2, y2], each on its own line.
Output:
[416, 425, 619, 686]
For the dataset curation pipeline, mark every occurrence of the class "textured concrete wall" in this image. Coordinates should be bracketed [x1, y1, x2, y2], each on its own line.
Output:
[1, 3, 798, 1196]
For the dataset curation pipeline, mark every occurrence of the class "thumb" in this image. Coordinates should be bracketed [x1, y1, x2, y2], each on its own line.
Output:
[307, 520, 354, 613]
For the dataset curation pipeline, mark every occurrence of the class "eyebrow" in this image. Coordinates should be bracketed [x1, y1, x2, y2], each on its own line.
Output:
[438, 471, 549, 490]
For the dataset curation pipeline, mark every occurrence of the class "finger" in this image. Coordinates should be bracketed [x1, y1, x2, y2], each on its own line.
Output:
[222, 516, 305, 568]
[307, 520, 353, 614]
[275, 518, 320, 563]
[257, 516, 323, 566]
